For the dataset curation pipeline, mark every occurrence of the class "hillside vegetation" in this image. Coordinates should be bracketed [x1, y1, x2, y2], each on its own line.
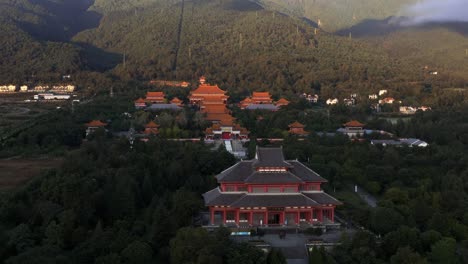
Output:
[257, 0, 418, 31]
[75, 0, 424, 96]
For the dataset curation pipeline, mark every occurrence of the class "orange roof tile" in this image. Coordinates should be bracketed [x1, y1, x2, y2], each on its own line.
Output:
[145, 121, 159, 128]
[252, 92, 272, 98]
[202, 105, 229, 114]
[344, 120, 365, 127]
[146, 91, 165, 98]
[276, 98, 290, 104]
[86, 120, 107, 127]
[171, 97, 182, 103]
[134, 97, 146, 103]
[289, 121, 305, 128]
[191, 85, 225, 95]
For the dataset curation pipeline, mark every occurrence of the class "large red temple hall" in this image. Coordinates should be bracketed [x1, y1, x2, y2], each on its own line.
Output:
[203, 147, 342, 227]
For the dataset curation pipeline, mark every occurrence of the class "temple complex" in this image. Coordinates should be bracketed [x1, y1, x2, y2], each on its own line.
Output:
[189, 79, 249, 140]
[203, 147, 342, 227]
[288, 121, 309, 136]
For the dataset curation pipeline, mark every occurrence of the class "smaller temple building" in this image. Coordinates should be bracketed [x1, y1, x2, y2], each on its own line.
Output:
[203, 147, 342, 227]
[85, 120, 107, 136]
[288, 121, 309, 136]
[143, 121, 160, 135]
[338, 120, 365, 137]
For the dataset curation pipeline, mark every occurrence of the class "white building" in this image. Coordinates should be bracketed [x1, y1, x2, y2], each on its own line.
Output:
[326, 98, 338, 105]
[20, 85, 29, 92]
[34, 93, 71, 100]
[51, 85, 75, 93]
[368, 94, 378, 100]
[378, 90, 388, 96]
[0, 85, 17, 93]
[34, 85, 50, 92]
[379, 97, 395, 104]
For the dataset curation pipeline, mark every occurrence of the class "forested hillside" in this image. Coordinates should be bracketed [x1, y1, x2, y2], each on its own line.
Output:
[75, 0, 426, 96]
[1, 0, 467, 92]
[0, 0, 95, 82]
[257, 0, 418, 31]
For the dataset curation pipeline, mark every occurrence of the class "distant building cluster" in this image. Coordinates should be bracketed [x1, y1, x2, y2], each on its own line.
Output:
[0, 84, 75, 93]
[301, 93, 319, 103]
[33, 93, 71, 100]
[399, 106, 431, 115]
[149, 80, 190, 88]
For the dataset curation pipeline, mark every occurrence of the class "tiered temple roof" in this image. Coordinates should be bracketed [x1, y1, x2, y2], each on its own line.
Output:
[86, 120, 107, 127]
[288, 121, 309, 136]
[344, 120, 365, 127]
[144, 121, 160, 135]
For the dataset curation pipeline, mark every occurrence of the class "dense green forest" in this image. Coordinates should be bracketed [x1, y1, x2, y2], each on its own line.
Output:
[258, 0, 418, 31]
[1, 98, 468, 262]
[1, 0, 467, 92]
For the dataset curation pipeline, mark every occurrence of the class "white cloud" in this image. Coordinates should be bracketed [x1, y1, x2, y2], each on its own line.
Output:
[402, 0, 468, 25]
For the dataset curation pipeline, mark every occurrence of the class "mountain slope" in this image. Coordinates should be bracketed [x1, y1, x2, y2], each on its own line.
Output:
[256, 0, 418, 31]
[74, 0, 421, 96]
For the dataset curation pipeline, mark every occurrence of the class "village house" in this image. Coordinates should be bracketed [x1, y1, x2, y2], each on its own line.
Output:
[50, 85, 75, 93]
[0, 85, 17, 93]
[400, 106, 432, 115]
[302, 94, 319, 103]
[368, 94, 378, 100]
[33, 85, 50, 92]
[326, 98, 338, 105]
[85, 120, 107, 137]
[288, 121, 309, 136]
[379, 97, 395, 104]
[343, 98, 355, 106]
[203, 147, 342, 227]
[378, 90, 388, 96]
[20, 85, 29, 92]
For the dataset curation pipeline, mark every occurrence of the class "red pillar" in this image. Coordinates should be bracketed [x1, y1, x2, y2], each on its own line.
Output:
[296, 211, 300, 225]
[318, 209, 323, 222]
[264, 211, 268, 226]
[210, 208, 215, 225]
[235, 209, 240, 226]
[331, 208, 334, 223]
[281, 211, 285, 225]
[249, 211, 253, 226]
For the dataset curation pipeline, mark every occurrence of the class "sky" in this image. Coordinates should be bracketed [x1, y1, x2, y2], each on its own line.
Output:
[401, 0, 468, 25]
